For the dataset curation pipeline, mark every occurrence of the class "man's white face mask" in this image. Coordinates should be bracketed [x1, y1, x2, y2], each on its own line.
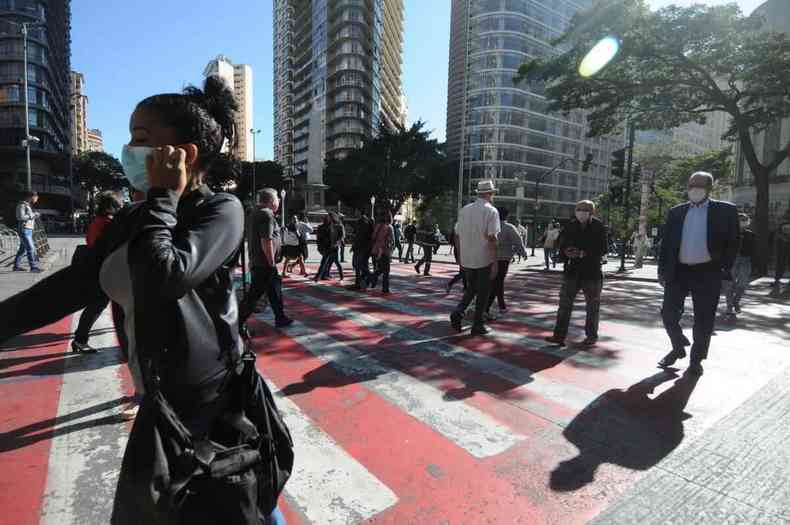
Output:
[688, 187, 708, 203]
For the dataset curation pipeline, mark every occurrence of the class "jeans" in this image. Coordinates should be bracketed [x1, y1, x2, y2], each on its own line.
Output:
[75, 294, 110, 344]
[487, 260, 511, 312]
[724, 256, 751, 312]
[453, 265, 493, 329]
[370, 254, 391, 292]
[14, 227, 38, 269]
[239, 266, 287, 325]
[553, 276, 602, 339]
[404, 241, 415, 263]
[317, 248, 343, 280]
[544, 247, 556, 269]
[415, 248, 432, 275]
[661, 263, 721, 361]
[353, 249, 371, 287]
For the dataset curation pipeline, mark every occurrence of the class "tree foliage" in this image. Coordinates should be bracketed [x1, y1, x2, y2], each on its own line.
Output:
[324, 120, 454, 214]
[516, 0, 790, 273]
[73, 151, 127, 192]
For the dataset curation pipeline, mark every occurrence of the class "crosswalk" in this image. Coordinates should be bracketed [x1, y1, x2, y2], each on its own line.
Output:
[1, 260, 789, 524]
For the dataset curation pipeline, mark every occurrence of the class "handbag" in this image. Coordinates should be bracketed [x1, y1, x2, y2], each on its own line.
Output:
[146, 351, 294, 519]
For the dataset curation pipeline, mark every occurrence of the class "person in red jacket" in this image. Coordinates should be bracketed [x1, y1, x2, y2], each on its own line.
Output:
[71, 191, 123, 353]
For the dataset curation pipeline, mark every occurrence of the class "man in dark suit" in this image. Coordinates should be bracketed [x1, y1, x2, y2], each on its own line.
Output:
[658, 172, 739, 375]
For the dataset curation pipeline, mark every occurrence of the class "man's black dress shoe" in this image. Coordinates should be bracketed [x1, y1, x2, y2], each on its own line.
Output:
[687, 360, 704, 376]
[658, 348, 687, 368]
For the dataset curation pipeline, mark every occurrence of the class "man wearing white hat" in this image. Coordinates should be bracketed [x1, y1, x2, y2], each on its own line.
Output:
[451, 180, 501, 335]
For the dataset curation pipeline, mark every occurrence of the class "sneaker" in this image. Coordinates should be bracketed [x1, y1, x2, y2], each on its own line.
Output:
[470, 325, 490, 336]
[30, 267, 43, 273]
[734, 305, 742, 314]
[275, 318, 294, 328]
[486, 310, 498, 321]
[71, 341, 98, 354]
[414, 265, 420, 274]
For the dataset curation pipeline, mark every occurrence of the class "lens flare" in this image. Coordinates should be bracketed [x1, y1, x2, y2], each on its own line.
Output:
[579, 36, 620, 78]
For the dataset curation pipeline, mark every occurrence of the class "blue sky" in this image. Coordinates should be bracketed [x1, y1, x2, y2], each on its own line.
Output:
[71, 0, 762, 162]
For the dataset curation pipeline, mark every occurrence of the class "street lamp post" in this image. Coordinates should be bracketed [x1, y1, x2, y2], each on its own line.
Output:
[4, 19, 44, 191]
[370, 195, 376, 219]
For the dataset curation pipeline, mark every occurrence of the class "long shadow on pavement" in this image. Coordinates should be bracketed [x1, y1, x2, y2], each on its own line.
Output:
[550, 369, 700, 492]
[0, 395, 133, 453]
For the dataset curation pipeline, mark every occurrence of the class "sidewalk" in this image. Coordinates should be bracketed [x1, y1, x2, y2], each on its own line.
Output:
[0, 236, 82, 300]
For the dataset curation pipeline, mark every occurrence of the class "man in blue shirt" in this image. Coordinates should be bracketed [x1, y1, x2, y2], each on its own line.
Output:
[658, 172, 739, 375]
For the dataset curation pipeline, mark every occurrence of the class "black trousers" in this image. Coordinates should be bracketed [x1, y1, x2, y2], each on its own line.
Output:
[75, 293, 110, 344]
[454, 265, 493, 328]
[553, 276, 602, 339]
[662, 263, 722, 361]
[448, 270, 466, 291]
[487, 260, 511, 312]
[404, 241, 415, 263]
[239, 266, 287, 325]
[415, 247, 432, 275]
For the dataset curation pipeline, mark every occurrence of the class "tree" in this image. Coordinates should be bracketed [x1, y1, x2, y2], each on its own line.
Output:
[323, 120, 454, 215]
[516, 0, 790, 274]
[72, 151, 127, 216]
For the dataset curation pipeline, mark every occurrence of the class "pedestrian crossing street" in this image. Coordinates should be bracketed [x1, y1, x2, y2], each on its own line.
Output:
[1, 260, 789, 524]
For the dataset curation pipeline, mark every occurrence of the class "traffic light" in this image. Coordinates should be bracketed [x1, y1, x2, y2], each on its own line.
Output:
[611, 148, 626, 179]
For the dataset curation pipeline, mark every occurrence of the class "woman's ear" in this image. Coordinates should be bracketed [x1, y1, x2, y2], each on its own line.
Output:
[182, 143, 199, 168]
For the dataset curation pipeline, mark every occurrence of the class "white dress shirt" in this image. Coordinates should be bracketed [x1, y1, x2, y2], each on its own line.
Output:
[679, 200, 712, 265]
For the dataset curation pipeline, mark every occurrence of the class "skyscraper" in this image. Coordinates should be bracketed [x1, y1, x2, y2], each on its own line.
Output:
[203, 55, 254, 162]
[446, 0, 620, 226]
[86, 128, 103, 152]
[273, 0, 405, 213]
[71, 71, 88, 153]
[1, 0, 74, 216]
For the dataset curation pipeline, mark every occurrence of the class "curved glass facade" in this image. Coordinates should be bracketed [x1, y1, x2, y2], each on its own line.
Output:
[447, 0, 620, 222]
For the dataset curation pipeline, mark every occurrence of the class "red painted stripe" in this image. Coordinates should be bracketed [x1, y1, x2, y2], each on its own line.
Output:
[0, 317, 72, 525]
[249, 319, 547, 524]
[285, 280, 634, 395]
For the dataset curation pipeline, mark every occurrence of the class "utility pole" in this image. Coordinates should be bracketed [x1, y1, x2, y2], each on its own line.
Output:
[456, 0, 471, 215]
[619, 124, 636, 272]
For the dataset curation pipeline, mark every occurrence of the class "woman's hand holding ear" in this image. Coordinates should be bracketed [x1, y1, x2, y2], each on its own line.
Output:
[147, 146, 188, 196]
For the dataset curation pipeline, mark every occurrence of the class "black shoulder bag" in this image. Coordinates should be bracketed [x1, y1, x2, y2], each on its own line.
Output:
[145, 351, 294, 520]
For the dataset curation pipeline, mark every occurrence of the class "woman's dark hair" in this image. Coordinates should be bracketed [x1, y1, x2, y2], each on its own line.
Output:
[95, 191, 123, 216]
[136, 75, 238, 181]
[497, 206, 509, 221]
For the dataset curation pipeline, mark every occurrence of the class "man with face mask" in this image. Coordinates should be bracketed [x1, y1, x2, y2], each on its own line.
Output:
[771, 215, 790, 297]
[657, 172, 739, 376]
[544, 200, 607, 347]
[723, 213, 755, 319]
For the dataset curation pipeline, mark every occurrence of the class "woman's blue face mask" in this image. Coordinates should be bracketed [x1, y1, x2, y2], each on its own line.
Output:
[121, 145, 154, 193]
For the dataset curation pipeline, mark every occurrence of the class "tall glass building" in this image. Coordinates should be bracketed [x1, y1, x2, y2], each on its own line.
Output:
[447, 0, 621, 227]
[0, 0, 74, 219]
[273, 0, 405, 214]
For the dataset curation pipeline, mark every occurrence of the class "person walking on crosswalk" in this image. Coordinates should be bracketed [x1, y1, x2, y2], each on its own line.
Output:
[450, 181, 501, 336]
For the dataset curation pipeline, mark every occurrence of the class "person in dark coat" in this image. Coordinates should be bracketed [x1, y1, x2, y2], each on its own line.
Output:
[0, 77, 285, 525]
[657, 172, 739, 376]
[544, 200, 607, 347]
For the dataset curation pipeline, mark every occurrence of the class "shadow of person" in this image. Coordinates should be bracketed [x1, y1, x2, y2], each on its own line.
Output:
[280, 360, 382, 396]
[550, 369, 700, 492]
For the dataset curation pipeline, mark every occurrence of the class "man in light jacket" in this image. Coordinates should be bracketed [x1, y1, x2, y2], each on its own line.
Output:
[485, 207, 528, 320]
[13, 191, 42, 273]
